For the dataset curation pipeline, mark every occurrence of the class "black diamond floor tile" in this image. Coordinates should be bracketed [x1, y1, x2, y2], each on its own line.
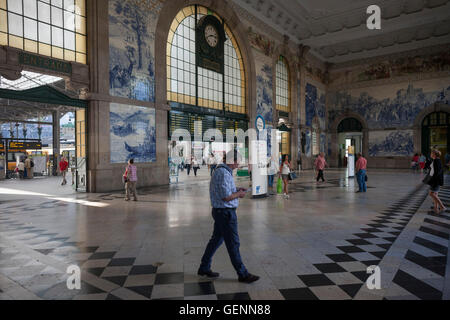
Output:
[103, 276, 127, 287]
[217, 292, 251, 300]
[279, 287, 318, 300]
[108, 258, 136, 267]
[337, 246, 365, 253]
[351, 271, 370, 282]
[298, 274, 334, 287]
[392, 270, 442, 300]
[354, 233, 378, 239]
[413, 237, 448, 255]
[85, 268, 105, 277]
[129, 265, 158, 275]
[339, 283, 363, 298]
[89, 252, 116, 260]
[184, 282, 215, 297]
[313, 263, 347, 273]
[326, 254, 357, 263]
[127, 285, 153, 299]
[346, 239, 372, 246]
[154, 272, 184, 285]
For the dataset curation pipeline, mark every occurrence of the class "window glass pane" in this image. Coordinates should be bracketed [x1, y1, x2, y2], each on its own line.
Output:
[38, 22, 51, 44]
[64, 30, 74, 50]
[24, 0, 37, 18]
[24, 18, 37, 40]
[51, 6, 63, 27]
[52, 0, 63, 8]
[52, 26, 63, 47]
[38, 2, 51, 23]
[7, 0, 22, 14]
[64, 0, 75, 11]
[64, 11, 75, 31]
[8, 13, 23, 37]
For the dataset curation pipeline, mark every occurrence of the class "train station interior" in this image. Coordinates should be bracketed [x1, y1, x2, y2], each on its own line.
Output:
[0, 0, 450, 301]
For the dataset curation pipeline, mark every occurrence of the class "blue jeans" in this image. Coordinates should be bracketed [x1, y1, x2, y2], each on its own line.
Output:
[357, 169, 367, 192]
[268, 174, 275, 187]
[199, 208, 249, 278]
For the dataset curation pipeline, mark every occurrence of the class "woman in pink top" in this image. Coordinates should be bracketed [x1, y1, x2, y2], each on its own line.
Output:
[314, 152, 328, 182]
[355, 153, 367, 193]
[124, 159, 138, 201]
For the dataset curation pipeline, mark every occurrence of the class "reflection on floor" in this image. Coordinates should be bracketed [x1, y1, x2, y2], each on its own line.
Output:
[0, 170, 449, 300]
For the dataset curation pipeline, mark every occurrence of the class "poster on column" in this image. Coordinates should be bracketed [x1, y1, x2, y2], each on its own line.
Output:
[250, 140, 268, 198]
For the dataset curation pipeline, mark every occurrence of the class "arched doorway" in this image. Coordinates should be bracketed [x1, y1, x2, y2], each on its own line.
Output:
[422, 111, 449, 156]
[337, 117, 363, 168]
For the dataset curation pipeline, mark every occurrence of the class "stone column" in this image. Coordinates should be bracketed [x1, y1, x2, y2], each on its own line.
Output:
[52, 110, 60, 176]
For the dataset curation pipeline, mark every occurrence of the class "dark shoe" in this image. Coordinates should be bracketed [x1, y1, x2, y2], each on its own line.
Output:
[133, 198, 138, 202]
[198, 269, 220, 278]
[238, 273, 260, 283]
[356, 191, 362, 193]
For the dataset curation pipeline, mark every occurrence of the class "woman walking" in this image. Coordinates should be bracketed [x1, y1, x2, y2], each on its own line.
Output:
[427, 149, 445, 214]
[280, 155, 291, 199]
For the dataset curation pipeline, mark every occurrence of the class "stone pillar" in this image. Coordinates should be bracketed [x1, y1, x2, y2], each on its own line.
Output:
[52, 110, 60, 176]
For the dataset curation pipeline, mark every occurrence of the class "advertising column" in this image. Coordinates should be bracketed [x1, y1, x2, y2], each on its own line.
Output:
[250, 115, 268, 198]
[347, 145, 355, 178]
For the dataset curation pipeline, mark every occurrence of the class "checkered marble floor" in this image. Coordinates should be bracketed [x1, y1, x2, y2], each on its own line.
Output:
[1, 171, 449, 300]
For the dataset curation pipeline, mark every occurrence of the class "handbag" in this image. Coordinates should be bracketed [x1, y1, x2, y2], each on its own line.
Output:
[422, 174, 432, 185]
[365, 175, 368, 182]
[288, 172, 297, 180]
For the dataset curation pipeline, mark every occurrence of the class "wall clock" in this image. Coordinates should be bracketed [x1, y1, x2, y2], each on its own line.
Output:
[196, 15, 225, 74]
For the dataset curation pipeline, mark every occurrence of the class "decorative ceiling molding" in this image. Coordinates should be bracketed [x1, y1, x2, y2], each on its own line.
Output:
[231, 0, 450, 63]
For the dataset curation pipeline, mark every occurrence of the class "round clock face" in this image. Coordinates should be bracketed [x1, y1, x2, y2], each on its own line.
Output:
[204, 24, 218, 48]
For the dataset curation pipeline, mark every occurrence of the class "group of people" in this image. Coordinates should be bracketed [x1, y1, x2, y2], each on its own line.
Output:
[15, 156, 34, 179]
[266, 152, 369, 197]
[184, 157, 201, 177]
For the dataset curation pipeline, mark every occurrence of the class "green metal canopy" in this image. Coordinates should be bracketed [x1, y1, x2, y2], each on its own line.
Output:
[0, 85, 87, 108]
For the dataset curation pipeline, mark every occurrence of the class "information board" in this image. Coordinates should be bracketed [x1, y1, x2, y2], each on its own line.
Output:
[9, 141, 42, 149]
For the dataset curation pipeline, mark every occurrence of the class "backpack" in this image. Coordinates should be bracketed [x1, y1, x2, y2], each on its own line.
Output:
[30, 160, 34, 168]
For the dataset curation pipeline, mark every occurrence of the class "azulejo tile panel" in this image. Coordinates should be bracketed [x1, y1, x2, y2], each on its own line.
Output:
[305, 83, 326, 130]
[369, 130, 414, 157]
[110, 103, 156, 164]
[109, 0, 163, 102]
[256, 59, 274, 124]
[328, 78, 450, 130]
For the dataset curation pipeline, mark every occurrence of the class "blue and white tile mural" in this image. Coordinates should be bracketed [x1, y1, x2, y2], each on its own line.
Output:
[305, 130, 311, 157]
[328, 79, 450, 129]
[110, 103, 156, 163]
[305, 82, 326, 130]
[256, 63, 274, 124]
[109, 0, 161, 102]
[369, 130, 414, 157]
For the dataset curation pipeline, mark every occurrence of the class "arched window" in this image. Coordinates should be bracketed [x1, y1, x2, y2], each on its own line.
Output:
[275, 55, 290, 113]
[166, 6, 245, 114]
[0, 0, 87, 63]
